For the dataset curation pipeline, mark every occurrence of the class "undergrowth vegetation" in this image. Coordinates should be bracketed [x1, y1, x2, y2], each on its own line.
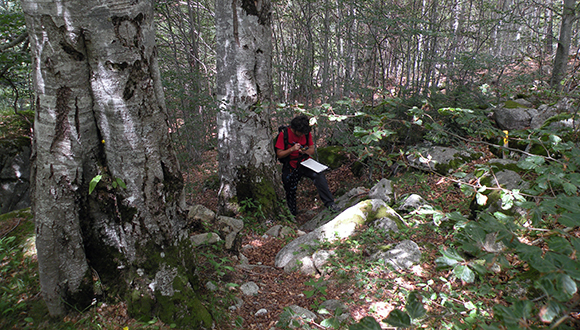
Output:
[2, 84, 580, 329]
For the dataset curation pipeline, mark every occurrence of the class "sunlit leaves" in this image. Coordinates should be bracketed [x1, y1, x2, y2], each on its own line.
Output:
[348, 316, 382, 330]
[89, 175, 102, 195]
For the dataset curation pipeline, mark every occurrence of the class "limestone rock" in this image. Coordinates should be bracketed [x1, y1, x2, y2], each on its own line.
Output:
[240, 282, 259, 296]
[190, 233, 221, 246]
[276, 199, 401, 269]
[217, 216, 244, 250]
[407, 146, 481, 174]
[301, 187, 368, 231]
[187, 204, 216, 224]
[370, 240, 421, 270]
[368, 178, 393, 204]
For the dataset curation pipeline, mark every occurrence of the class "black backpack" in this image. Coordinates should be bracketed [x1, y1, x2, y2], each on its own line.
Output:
[274, 126, 290, 165]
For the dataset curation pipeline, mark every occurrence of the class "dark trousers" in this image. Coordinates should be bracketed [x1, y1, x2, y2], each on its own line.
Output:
[282, 165, 334, 216]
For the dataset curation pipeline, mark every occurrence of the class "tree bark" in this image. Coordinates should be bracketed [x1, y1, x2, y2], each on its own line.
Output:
[22, 0, 210, 326]
[215, 0, 281, 217]
[550, 0, 576, 90]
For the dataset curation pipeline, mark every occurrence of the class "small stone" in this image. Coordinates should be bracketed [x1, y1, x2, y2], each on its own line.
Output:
[255, 308, 268, 316]
[205, 281, 217, 291]
[279, 226, 294, 238]
[263, 225, 282, 238]
[240, 282, 259, 296]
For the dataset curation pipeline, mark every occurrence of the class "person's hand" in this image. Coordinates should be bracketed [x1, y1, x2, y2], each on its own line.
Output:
[291, 143, 302, 152]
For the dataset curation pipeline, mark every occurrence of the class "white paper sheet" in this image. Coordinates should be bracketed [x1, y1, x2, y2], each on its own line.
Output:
[300, 158, 329, 173]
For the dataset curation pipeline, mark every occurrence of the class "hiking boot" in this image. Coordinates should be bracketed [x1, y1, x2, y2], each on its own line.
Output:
[328, 204, 340, 213]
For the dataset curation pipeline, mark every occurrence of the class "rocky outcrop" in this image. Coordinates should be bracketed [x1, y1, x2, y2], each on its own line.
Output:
[407, 145, 482, 174]
[275, 199, 403, 272]
[0, 136, 31, 214]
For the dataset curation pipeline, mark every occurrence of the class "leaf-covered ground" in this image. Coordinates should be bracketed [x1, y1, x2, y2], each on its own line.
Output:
[3, 144, 580, 329]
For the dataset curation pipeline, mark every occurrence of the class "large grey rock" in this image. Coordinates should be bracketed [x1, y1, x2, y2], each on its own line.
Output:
[283, 251, 317, 275]
[407, 146, 481, 174]
[370, 240, 421, 270]
[373, 217, 399, 234]
[397, 194, 430, 212]
[530, 104, 558, 129]
[494, 106, 538, 130]
[300, 187, 368, 231]
[368, 178, 393, 204]
[490, 170, 529, 191]
[276, 199, 402, 269]
[0, 137, 31, 214]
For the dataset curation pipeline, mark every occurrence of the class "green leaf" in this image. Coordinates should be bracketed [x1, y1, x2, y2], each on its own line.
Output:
[115, 178, 127, 189]
[548, 236, 573, 256]
[563, 182, 577, 195]
[517, 155, 545, 170]
[500, 191, 514, 210]
[447, 211, 469, 222]
[304, 290, 315, 298]
[559, 213, 580, 227]
[459, 184, 474, 197]
[539, 301, 564, 323]
[436, 247, 464, 267]
[556, 274, 577, 301]
[89, 175, 102, 195]
[349, 316, 382, 330]
[321, 318, 341, 328]
[475, 192, 488, 206]
[405, 291, 426, 320]
[454, 265, 475, 283]
[383, 309, 411, 328]
[537, 274, 577, 302]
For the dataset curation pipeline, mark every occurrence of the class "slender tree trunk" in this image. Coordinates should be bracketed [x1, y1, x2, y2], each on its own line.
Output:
[215, 0, 281, 217]
[550, 0, 576, 90]
[22, 0, 210, 326]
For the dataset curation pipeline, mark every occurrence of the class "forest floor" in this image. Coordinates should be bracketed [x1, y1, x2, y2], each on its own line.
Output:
[4, 144, 580, 329]
[180, 147, 496, 329]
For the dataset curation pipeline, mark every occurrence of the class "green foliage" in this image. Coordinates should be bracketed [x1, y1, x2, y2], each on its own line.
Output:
[89, 174, 126, 195]
[383, 291, 426, 328]
[348, 316, 382, 330]
[0, 1, 31, 112]
[0, 109, 33, 139]
[276, 307, 316, 330]
[0, 210, 43, 330]
[303, 277, 327, 299]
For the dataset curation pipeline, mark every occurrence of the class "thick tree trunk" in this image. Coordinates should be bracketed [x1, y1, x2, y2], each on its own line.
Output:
[22, 0, 210, 326]
[550, 0, 576, 90]
[215, 0, 281, 217]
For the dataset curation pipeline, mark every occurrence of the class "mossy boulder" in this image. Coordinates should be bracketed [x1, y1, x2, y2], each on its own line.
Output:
[408, 146, 483, 175]
[275, 199, 403, 270]
[317, 146, 348, 169]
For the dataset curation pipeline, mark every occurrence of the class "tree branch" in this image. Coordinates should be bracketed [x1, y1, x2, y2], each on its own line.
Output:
[0, 31, 29, 53]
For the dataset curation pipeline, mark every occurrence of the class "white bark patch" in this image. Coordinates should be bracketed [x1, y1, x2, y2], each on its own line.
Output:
[153, 264, 178, 296]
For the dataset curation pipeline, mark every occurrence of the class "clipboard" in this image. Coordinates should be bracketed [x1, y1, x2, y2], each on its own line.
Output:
[300, 158, 329, 173]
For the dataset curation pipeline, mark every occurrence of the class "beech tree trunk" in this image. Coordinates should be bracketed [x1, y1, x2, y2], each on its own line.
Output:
[215, 0, 281, 217]
[22, 0, 210, 326]
[550, 0, 576, 90]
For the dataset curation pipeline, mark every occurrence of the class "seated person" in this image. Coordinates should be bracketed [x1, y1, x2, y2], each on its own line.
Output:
[275, 115, 339, 216]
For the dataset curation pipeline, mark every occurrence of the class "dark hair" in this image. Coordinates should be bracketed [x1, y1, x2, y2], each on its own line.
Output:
[290, 115, 311, 135]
